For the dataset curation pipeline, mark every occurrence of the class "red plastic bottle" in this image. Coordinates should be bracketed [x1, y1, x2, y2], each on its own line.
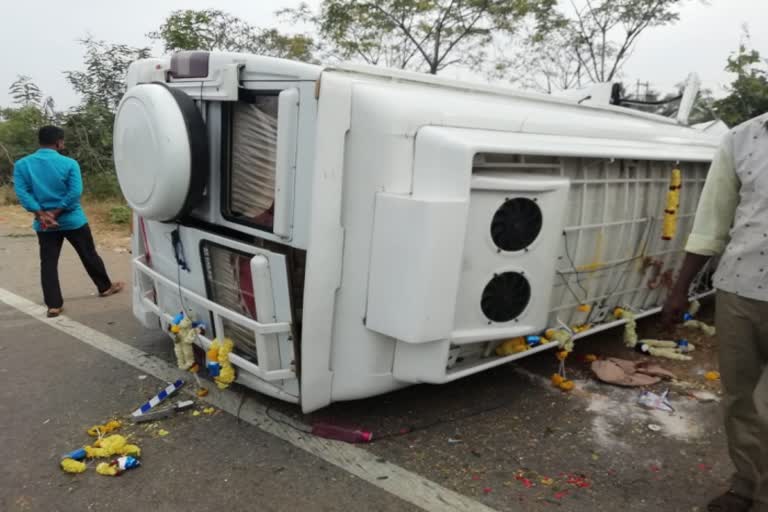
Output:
[311, 422, 373, 443]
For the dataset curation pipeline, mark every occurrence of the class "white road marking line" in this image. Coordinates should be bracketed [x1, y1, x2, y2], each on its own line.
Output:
[0, 288, 498, 512]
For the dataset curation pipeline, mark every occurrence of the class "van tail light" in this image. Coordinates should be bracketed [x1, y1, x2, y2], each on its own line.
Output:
[234, 254, 257, 319]
[137, 216, 157, 304]
[138, 216, 151, 267]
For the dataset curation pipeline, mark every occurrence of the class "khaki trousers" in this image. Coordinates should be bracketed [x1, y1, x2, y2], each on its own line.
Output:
[717, 290, 768, 509]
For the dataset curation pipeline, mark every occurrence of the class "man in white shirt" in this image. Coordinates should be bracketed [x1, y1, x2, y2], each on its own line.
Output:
[663, 113, 768, 512]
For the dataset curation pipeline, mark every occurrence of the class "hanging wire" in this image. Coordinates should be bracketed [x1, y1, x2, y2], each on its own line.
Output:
[558, 212, 659, 324]
[561, 230, 589, 299]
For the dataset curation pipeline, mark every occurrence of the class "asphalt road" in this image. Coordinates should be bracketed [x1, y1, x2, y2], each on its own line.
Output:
[0, 226, 733, 512]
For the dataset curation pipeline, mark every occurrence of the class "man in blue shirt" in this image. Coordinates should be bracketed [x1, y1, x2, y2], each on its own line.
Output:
[14, 125, 123, 317]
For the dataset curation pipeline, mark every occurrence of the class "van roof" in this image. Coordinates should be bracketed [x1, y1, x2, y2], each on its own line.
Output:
[328, 63, 683, 127]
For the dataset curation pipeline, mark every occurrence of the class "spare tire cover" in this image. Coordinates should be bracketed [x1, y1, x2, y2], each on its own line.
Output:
[114, 83, 208, 222]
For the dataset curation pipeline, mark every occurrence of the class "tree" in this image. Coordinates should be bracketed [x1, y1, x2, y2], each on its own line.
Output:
[253, 29, 318, 63]
[289, 0, 557, 75]
[2, 76, 59, 184]
[149, 9, 258, 53]
[64, 37, 151, 112]
[497, 0, 686, 93]
[9, 75, 43, 107]
[564, 0, 684, 83]
[149, 9, 318, 62]
[712, 36, 768, 127]
[60, 38, 149, 179]
[282, 1, 422, 69]
[0, 106, 48, 183]
[492, 24, 585, 93]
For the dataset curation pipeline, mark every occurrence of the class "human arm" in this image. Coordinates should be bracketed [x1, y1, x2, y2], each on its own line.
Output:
[12, 162, 43, 214]
[40, 161, 82, 225]
[661, 134, 740, 325]
[58, 159, 83, 212]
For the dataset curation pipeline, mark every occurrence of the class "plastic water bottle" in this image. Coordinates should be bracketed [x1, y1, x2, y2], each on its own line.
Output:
[62, 448, 87, 461]
[311, 422, 373, 443]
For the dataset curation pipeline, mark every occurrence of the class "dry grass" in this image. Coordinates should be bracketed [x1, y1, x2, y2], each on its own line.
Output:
[0, 199, 131, 250]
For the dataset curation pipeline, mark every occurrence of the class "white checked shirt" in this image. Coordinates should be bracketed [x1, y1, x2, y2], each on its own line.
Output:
[686, 113, 768, 301]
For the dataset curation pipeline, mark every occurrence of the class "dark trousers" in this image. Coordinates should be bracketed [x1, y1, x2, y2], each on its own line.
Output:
[37, 224, 112, 308]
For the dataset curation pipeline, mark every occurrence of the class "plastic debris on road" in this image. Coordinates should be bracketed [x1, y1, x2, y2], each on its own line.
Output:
[691, 390, 719, 402]
[131, 380, 184, 417]
[638, 389, 674, 413]
[96, 456, 141, 477]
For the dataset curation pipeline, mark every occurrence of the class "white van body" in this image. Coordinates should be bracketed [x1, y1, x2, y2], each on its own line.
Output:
[115, 52, 720, 412]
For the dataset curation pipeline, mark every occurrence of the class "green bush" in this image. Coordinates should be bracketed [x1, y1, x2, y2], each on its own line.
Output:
[109, 204, 131, 225]
[84, 172, 123, 201]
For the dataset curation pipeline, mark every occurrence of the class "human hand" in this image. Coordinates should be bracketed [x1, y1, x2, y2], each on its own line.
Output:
[36, 211, 59, 230]
[661, 289, 688, 329]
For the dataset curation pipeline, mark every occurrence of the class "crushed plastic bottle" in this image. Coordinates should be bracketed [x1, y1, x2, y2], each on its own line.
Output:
[114, 455, 141, 474]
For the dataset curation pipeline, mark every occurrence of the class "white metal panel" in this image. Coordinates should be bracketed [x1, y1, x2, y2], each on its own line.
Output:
[451, 173, 570, 343]
[330, 63, 680, 126]
[392, 339, 451, 383]
[366, 194, 468, 343]
[300, 72, 352, 412]
[273, 88, 300, 238]
[251, 256, 280, 372]
[417, 128, 714, 163]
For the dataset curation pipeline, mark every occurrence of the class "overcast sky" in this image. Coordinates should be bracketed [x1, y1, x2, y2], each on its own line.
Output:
[1, 0, 766, 108]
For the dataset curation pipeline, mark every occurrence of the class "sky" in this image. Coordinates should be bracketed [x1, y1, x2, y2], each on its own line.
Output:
[0, 0, 766, 108]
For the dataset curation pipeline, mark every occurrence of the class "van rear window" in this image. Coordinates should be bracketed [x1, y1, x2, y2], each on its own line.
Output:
[222, 93, 279, 231]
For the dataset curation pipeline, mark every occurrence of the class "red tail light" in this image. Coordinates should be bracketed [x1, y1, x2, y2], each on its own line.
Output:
[234, 253, 257, 319]
[138, 216, 151, 267]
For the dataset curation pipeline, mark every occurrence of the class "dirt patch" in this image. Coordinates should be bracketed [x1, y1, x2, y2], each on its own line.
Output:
[0, 200, 131, 250]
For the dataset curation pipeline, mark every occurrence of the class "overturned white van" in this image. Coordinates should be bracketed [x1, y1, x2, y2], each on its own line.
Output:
[114, 52, 720, 412]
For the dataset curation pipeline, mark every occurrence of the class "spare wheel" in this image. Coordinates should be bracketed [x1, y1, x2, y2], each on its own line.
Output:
[113, 82, 208, 222]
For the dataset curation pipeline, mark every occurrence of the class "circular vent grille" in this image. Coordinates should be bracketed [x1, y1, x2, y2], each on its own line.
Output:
[481, 272, 531, 323]
[490, 198, 543, 252]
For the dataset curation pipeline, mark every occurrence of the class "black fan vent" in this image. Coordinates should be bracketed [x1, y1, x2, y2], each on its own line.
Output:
[490, 198, 543, 252]
[481, 272, 531, 322]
